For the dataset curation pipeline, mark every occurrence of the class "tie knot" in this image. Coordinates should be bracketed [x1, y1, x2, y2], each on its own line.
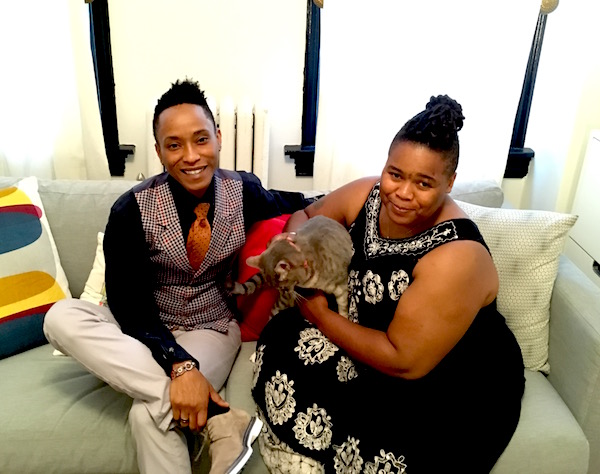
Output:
[194, 202, 210, 219]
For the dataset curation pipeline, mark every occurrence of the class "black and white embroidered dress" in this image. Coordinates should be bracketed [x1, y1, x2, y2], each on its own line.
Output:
[252, 182, 524, 473]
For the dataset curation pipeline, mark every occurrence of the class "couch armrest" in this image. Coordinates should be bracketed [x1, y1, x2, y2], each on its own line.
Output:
[548, 255, 600, 473]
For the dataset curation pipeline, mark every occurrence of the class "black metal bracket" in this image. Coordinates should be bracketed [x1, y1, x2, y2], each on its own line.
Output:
[119, 144, 136, 161]
[284, 145, 315, 177]
[504, 147, 535, 179]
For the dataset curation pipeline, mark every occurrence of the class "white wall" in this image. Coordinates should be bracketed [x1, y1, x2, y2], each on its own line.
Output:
[108, 1, 600, 201]
[502, 0, 600, 212]
[108, 0, 311, 190]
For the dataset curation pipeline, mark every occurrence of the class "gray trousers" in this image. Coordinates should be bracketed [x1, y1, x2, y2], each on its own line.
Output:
[43, 299, 241, 474]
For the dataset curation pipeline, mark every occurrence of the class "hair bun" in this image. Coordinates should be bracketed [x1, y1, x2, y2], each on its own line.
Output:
[390, 93, 464, 173]
[425, 95, 464, 132]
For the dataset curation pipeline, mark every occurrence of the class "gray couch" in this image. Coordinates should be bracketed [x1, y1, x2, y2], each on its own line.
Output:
[0, 177, 598, 474]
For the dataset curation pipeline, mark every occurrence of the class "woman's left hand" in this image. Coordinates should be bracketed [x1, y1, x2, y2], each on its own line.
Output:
[296, 289, 330, 325]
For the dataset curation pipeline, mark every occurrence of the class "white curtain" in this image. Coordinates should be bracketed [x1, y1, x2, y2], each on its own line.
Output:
[0, 0, 110, 179]
[314, 0, 541, 191]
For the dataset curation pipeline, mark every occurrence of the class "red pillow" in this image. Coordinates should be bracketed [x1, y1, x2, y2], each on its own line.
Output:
[237, 214, 291, 341]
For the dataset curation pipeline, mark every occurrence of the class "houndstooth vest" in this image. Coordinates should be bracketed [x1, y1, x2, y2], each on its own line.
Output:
[134, 170, 245, 333]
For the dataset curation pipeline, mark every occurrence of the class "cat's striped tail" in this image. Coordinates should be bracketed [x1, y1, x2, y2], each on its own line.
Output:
[229, 272, 266, 296]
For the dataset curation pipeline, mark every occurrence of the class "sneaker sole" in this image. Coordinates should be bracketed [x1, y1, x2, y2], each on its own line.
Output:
[225, 416, 263, 474]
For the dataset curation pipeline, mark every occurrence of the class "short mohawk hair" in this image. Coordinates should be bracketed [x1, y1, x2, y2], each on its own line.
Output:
[152, 78, 216, 140]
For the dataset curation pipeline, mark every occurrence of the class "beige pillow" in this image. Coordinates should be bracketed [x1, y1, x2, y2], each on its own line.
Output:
[456, 200, 577, 373]
[80, 232, 107, 306]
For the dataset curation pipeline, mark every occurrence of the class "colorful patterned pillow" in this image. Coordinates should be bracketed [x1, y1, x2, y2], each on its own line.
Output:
[0, 177, 71, 359]
[456, 200, 577, 373]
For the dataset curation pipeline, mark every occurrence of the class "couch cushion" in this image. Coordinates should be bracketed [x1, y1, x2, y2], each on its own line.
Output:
[35, 178, 138, 297]
[492, 370, 589, 474]
[456, 200, 577, 373]
[549, 256, 600, 474]
[0, 177, 71, 359]
[0, 344, 137, 474]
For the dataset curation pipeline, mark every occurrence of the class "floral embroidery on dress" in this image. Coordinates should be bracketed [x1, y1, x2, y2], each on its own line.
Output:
[336, 356, 358, 382]
[333, 436, 363, 474]
[257, 407, 325, 474]
[364, 183, 458, 259]
[265, 370, 297, 425]
[347, 269, 361, 323]
[364, 449, 408, 474]
[362, 270, 384, 304]
[295, 327, 339, 365]
[388, 270, 410, 301]
[293, 403, 333, 451]
[348, 297, 359, 323]
[252, 344, 266, 389]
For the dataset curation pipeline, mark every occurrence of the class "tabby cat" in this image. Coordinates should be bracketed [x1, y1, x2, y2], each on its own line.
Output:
[230, 215, 354, 317]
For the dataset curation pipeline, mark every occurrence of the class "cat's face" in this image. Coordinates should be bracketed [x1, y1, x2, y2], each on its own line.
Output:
[246, 239, 309, 288]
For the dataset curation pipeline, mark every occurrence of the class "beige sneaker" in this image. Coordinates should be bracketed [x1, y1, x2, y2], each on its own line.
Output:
[207, 407, 263, 474]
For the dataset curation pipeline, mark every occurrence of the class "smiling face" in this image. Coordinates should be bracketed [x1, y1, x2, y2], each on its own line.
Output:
[154, 103, 221, 198]
[379, 140, 456, 237]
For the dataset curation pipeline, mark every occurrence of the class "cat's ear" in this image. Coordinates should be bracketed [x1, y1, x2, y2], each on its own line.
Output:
[275, 260, 290, 281]
[246, 255, 261, 269]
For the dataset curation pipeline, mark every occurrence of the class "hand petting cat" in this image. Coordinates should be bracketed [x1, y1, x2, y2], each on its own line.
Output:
[266, 230, 296, 248]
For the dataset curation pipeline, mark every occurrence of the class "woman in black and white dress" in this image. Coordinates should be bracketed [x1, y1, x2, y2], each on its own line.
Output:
[252, 95, 525, 474]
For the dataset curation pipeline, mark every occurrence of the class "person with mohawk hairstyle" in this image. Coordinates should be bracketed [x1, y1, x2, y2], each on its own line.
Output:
[45, 78, 312, 474]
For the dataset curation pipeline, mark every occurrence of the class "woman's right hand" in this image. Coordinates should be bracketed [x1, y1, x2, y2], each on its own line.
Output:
[267, 231, 296, 247]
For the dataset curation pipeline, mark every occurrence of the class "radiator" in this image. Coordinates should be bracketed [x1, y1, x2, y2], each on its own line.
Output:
[147, 97, 270, 188]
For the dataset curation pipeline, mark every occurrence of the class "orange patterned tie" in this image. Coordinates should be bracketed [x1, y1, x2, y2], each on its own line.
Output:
[186, 203, 211, 270]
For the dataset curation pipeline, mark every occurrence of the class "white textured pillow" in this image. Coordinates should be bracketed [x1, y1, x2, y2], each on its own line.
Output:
[456, 200, 577, 373]
[80, 232, 107, 306]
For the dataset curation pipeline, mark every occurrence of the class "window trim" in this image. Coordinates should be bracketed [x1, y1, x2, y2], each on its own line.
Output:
[88, 0, 134, 176]
[504, 10, 548, 179]
[284, 0, 320, 177]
